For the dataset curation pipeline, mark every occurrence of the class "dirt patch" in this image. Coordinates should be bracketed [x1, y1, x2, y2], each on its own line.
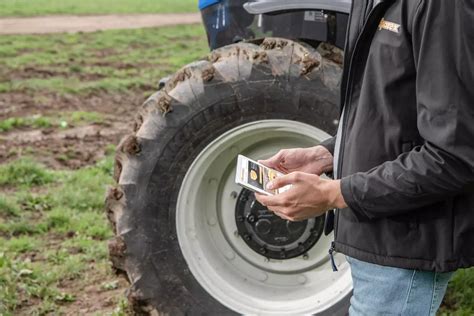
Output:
[0, 90, 145, 169]
[55, 266, 128, 315]
[6, 67, 108, 81]
[0, 13, 201, 35]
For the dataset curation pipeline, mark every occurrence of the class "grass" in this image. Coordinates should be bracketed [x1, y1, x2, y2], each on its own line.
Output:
[0, 0, 198, 17]
[0, 25, 208, 96]
[0, 116, 52, 132]
[440, 268, 474, 316]
[0, 111, 104, 132]
[0, 197, 20, 217]
[0, 155, 117, 314]
[0, 158, 54, 187]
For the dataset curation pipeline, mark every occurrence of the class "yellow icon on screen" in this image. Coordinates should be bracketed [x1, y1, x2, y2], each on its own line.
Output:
[250, 170, 258, 181]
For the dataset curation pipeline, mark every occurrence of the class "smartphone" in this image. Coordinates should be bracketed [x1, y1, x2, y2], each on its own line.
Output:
[235, 154, 291, 196]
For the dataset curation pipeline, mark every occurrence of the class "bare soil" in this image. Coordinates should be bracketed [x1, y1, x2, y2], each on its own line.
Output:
[0, 90, 144, 169]
[0, 13, 201, 35]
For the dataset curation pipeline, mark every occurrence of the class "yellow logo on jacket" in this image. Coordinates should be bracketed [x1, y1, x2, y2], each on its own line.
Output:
[378, 18, 401, 33]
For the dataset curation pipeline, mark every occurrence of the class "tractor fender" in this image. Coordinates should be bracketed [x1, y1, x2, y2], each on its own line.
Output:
[244, 0, 351, 15]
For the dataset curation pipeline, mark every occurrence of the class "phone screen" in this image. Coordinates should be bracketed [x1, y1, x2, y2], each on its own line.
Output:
[247, 160, 280, 195]
[235, 155, 291, 195]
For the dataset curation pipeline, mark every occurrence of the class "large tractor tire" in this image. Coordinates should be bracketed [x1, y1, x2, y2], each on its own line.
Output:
[106, 38, 352, 315]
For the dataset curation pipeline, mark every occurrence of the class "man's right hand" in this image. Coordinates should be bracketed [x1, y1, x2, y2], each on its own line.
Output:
[259, 146, 334, 176]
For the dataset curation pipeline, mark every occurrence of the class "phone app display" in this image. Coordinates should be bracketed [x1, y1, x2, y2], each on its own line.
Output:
[247, 161, 279, 195]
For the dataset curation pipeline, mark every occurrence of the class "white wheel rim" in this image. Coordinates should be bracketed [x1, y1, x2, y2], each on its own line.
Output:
[176, 120, 352, 315]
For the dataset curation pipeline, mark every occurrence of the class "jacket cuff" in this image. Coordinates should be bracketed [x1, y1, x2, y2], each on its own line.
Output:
[320, 136, 336, 156]
[340, 176, 371, 220]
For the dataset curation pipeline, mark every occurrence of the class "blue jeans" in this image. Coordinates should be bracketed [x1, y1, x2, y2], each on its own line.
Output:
[347, 256, 454, 316]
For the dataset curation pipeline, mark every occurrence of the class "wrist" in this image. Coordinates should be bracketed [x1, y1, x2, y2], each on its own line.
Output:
[323, 180, 347, 209]
[310, 146, 334, 174]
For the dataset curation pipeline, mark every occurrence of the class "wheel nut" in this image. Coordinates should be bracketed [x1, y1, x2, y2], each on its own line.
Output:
[243, 233, 251, 241]
[247, 214, 256, 223]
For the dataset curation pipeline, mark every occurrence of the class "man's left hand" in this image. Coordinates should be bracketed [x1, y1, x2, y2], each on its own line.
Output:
[255, 172, 347, 221]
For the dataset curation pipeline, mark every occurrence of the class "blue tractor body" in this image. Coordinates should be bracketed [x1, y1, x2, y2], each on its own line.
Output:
[199, 0, 350, 50]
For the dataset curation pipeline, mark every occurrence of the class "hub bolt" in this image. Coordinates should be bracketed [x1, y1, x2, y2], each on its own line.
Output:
[247, 214, 256, 223]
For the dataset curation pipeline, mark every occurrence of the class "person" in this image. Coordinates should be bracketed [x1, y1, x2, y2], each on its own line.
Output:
[255, 0, 474, 315]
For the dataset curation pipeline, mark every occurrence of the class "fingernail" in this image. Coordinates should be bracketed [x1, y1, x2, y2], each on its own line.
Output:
[266, 182, 274, 190]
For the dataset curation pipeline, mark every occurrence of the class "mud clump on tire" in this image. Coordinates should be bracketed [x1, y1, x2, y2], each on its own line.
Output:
[133, 114, 144, 132]
[252, 51, 268, 64]
[113, 159, 122, 182]
[156, 93, 172, 115]
[108, 236, 127, 273]
[318, 43, 344, 65]
[167, 69, 191, 91]
[208, 52, 221, 63]
[297, 54, 321, 75]
[201, 66, 215, 82]
[121, 135, 141, 155]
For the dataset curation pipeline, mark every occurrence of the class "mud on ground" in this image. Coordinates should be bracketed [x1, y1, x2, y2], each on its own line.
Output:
[0, 90, 144, 169]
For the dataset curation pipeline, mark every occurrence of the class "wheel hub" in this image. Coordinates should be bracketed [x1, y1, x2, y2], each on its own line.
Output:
[235, 189, 324, 259]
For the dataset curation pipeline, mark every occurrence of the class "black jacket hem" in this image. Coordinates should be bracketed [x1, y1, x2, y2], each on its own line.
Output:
[335, 240, 471, 273]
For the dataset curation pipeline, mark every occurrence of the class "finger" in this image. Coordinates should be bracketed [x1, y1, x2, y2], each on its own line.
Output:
[255, 193, 271, 206]
[258, 151, 283, 168]
[255, 192, 289, 207]
[256, 191, 291, 207]
[267, 172, 301, 190]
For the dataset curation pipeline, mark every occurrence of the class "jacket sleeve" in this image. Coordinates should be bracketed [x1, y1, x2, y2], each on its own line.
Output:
[340, 0, 474, 219]
[320, 136, 336, 156]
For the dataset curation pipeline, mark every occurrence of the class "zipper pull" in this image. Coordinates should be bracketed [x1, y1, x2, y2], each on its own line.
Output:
[329, 241, 338, 272]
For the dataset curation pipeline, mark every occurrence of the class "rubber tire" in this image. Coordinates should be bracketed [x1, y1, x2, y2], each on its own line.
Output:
[106, 38, 349, 315]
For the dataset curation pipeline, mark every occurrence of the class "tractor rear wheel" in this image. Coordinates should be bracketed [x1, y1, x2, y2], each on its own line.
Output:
[106, 38, 352, 315]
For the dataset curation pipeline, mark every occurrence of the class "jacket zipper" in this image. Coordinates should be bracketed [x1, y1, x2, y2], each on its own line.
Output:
[329, 0, 395, 270]
[329, 241, 338, 271]
[337, 1, 394, 181]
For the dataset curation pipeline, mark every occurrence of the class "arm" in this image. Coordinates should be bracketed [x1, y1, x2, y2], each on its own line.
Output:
[341, 0, 474, 219]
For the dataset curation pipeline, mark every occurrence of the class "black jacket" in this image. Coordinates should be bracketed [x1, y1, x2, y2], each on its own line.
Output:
[322, 0, 474, 272]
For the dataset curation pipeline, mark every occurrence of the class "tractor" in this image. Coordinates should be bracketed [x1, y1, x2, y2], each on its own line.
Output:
[106, 0, 353, 314]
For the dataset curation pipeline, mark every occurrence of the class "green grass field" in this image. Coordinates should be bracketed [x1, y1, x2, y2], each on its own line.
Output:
[0, 156, 123, 314]
[0, 24, 208, 315]
[0, 0, 198, 17]
[0, 24, 208, 96]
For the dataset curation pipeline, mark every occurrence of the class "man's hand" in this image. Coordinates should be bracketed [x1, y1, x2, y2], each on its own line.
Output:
[259, 146, 333, 176]
[255, 172, 347, 221]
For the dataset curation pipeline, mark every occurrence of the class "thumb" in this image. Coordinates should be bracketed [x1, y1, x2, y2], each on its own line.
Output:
[267, 173, 297, 190]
